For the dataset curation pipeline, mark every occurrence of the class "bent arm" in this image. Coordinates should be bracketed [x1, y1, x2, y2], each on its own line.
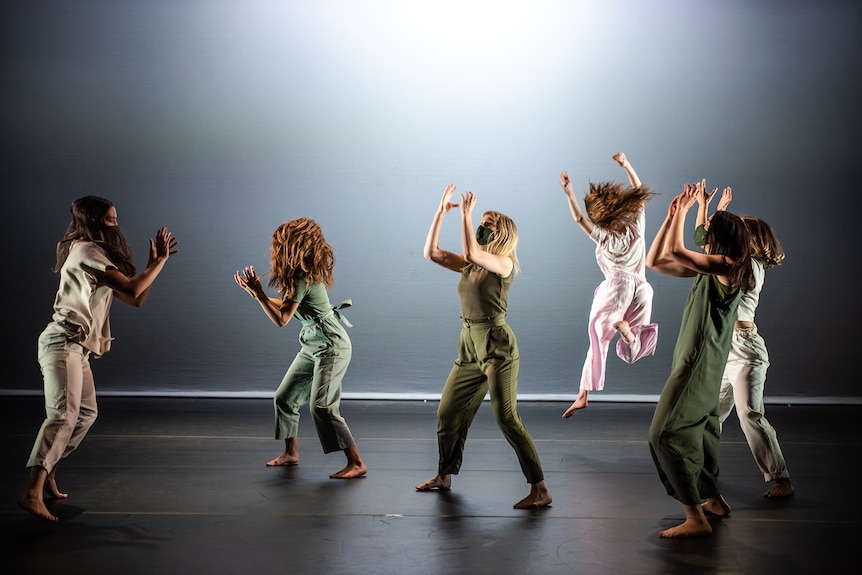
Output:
[424, 184, 467, 272]
[104, 228, 177, 307]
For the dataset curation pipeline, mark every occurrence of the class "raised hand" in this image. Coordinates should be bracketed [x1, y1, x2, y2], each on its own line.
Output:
[149, 227, 178, 264]
[559, 171, 574, 195]
[612, 152, 627, 167]
[460, 191, 476, 214]
[234, 265, 263, 299]
[438, 184, 460, 213]
[716, 187, 732, 211]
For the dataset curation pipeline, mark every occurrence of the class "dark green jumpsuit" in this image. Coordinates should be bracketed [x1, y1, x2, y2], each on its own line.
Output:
[648, 274, 741, 505]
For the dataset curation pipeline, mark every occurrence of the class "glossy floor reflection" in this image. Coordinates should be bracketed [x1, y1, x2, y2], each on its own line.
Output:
[0, 397, 857, 574]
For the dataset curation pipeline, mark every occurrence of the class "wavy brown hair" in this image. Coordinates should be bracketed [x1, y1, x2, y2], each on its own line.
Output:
[704, 211, 755, 291]
[583, 182, 655, 232]
[742, 216, 785, 269]
[268, 218, 334, 300]
[55, 195, 136, 277]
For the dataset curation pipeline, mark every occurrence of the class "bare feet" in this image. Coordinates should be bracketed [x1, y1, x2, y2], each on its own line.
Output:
[701, 494, 731, 518]
[44, 472, 68, 500]
[330, 462, 367, 479]
[660, 503, 712, 538]
[18, 491, 58, 522]
[764, 478, 794, 498]
[514, 481, 552, 509]
[266, 453, 299, 467]
[613, 320, 635, 344]
[562, 390, 589, 418]
[415, 474, 451, 491]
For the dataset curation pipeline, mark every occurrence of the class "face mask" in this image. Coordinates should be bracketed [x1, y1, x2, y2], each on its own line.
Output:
[476, 225, 495, 245]
[693, 224, 707, 247]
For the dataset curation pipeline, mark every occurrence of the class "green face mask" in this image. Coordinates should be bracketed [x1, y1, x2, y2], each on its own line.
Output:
[476, 225, 495, 245]
[693, 224, 707, 247]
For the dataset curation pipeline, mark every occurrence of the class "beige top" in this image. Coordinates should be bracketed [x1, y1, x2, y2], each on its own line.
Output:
[50, 240, 117, 356]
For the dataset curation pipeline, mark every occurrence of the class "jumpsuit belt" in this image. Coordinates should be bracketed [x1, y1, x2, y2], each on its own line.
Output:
[461, 313, 507, 328]
[300, 299, 354, 328]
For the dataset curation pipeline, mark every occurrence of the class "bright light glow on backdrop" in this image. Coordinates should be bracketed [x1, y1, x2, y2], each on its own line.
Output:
[1, 0, 859, 398]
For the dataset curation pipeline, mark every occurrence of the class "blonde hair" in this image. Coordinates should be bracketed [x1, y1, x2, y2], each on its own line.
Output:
[479, 210, 520, 275]
[583, 182, 655, 232]
[268, 218, 334, 300]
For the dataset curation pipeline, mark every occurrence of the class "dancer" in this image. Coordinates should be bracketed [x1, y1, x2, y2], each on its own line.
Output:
[234, 218, 366, 479]
[645, 182, 754, 538]
[415, 184, 552, 509]
[18, 196, 178, 521]
[559, 152, 658, 417]
[695, 188, 794, 498]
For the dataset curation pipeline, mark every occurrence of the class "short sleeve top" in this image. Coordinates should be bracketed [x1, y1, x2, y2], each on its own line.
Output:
[50, 240, 117, 356]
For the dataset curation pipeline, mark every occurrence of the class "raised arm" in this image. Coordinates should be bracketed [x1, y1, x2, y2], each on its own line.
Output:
[559, 171, 593, 235]
[424, 183, 467, 272]
[104, 227, 178, 307]
[460, 192, 514, 277]
[612, 152, 641, 188]
[665, 183, 734, 278]
[234, 265, 300, 327]
[695, 178, 717, 229]
[646, 193, 696, 277]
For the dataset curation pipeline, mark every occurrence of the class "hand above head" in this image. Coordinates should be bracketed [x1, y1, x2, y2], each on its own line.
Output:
[696, 178, 717, 207]
[612, 152, 628, 167]
[559, 171, 574, 195]
[716, 186, 732, 211]
[680, 182, 699, 211]
[235, 265, 263, 299]
[460, 191, 476, 214]
[438, 184, 460, 214]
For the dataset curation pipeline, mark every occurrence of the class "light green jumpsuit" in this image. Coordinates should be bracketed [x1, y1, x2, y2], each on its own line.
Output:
[273, 278, 355, 454]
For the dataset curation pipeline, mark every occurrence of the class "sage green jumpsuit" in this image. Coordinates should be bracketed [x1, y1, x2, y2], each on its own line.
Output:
[435, 264, 544, 484]
[648, 274, 741, 505]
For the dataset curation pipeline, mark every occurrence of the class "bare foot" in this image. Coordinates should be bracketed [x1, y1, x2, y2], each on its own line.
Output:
[330, 462, 367, 479]
[514, 482, 552, 509]
[44, 473, 68, 500]
[266, 453, 299, 467]
[415, 474, 451, 491]
[701, 494, 731, 518]
[562, 391, 589, 418]
[17, 491, 58, 522]
[661, 503, 712, 538]
[613, 320, 635, 343]
[764, 478, 794, 498]
[660, 517, 712, 538]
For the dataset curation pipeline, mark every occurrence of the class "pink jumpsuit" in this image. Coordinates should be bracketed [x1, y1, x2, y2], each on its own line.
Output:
[579, 210, 658, 392]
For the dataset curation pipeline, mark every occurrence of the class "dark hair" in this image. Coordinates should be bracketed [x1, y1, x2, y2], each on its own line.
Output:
[704, 211, 754, 291]
[55, 196, 136, 277]
[742, 216, 785, 268]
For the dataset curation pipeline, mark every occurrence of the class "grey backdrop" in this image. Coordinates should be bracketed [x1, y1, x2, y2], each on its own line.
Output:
[2, 0, 859, 400]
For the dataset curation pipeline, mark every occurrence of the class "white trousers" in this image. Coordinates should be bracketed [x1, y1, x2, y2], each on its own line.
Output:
[579, 272, 658, 392]
[718, 326, 790, 481]
[27, 322, 99, 473]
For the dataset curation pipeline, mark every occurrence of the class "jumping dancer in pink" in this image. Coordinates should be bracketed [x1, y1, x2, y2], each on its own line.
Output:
[559, 153, 658, 418]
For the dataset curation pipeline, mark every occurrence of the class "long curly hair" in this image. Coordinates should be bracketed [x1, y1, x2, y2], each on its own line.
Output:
[475, 210, 520, 275]
[583, 182, 655, 232]
[742, 216, 785, 269]
[704, 211, 755, 291]
[268, 217, 334, 300]
[55, 195, 136, 277]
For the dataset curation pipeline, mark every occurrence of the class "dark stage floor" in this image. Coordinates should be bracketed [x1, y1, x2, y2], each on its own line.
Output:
[0, 396, 858, 575]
